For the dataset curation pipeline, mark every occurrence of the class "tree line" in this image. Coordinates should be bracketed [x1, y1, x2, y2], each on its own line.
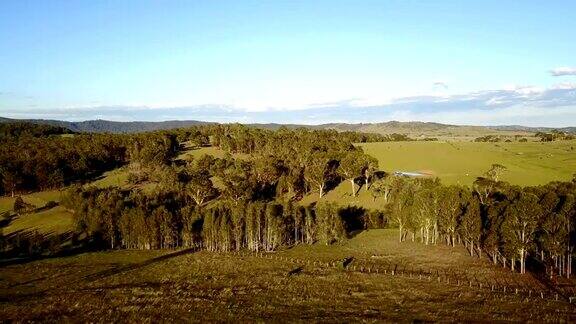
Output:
[59, 185, 384, 252]
[372, 165, 576, 277]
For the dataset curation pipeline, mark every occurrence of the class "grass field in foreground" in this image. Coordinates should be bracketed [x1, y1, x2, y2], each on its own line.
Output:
[0, 229, 572, 322]
[358, 140, 576, 186]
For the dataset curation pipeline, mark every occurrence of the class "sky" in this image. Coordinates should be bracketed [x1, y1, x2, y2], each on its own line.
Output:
[1, 0, 576, 126]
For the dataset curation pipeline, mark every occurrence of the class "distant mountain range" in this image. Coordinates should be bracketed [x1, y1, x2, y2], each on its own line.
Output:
[0, 117, 574, 137]
[0, 117, 212, 133]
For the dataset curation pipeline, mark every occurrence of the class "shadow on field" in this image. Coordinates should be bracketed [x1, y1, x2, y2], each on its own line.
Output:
[0, 248, 197, 304]
[81, 248, 197, 283]
[0, 230, 82, 268]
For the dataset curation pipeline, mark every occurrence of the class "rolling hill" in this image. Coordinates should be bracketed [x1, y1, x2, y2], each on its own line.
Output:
[1, 117, 574, 139]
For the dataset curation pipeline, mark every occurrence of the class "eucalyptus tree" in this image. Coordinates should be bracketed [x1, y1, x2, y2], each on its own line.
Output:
[362, 154, 379, 191]
[501, 191, 543, 274]
[0, 164, 22, 197]
[370, 175, 401, 204]
[303, 152, 332, 198]
[219, 160, 256, 202]
[486, 163, 507, 182]
[185, 168, 218, 206]
[437, 185, 465, 247]
[338, 151, 366, 197]
[413, 186, 440, 245]
[390, 179, 420, 242]
[459, 192, 482, 256]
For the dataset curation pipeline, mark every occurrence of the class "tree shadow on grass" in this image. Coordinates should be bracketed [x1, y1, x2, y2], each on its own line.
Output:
[81, 248, 197, 283]
[0, 230, 87, 268]
[0, 248, 198, 303]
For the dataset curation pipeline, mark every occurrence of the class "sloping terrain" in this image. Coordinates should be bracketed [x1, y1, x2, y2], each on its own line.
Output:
[359, 140, 576, 186]
[0, 190, 72, 236]
[1, 229, 573, 322]
[1, 117, 562, 139]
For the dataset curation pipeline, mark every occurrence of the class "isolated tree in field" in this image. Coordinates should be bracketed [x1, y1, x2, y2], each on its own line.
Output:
[486, 164, 507, 182]
[501, 192, 542, 274]
[338, 151, 366, 197]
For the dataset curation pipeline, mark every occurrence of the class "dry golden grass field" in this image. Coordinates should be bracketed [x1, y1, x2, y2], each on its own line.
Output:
[1, 229, 575, 322]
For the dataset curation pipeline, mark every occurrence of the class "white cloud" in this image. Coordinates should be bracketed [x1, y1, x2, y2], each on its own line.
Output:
[432, 80, 448, 89]
[550, 67, 576, 76]
[3, 83, 576, 127]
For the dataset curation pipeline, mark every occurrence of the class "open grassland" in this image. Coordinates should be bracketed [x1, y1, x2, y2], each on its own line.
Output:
[90, 167, 130, 188]
[300, 179, 383, 209]
[0, 190, 72, 236]
[2, 206, 72, 236]
[358, 140, 576, 186]
[329, 122, 536, 141]
[1, 229, 573, 322]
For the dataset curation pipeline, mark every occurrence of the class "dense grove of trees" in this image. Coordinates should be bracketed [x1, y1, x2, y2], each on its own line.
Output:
[474, 135, 530, 142]
[0, 123, 397, 197]
[60, 186, 383, 252]
[535, 130, 576, 142]
[55, 124, 391, 252]
[374, 165, 576, 277]
[0, 134, 128, 196]
[0, 122, 72, 139]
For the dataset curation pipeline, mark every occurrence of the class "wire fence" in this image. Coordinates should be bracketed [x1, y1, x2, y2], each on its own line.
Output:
[219, 249, 574, 304]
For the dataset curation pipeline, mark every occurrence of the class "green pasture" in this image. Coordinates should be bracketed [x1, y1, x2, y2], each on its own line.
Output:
[0, 190, 72, 235]
[358, 140, 576, 186]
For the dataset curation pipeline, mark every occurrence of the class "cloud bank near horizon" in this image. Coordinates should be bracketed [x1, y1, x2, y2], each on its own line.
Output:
[550, 67, 576, 77]
[2, 84, 576, 127]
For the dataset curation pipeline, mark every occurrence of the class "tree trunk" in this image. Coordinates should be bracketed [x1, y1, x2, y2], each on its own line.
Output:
[350, 179, 355, 197]
[319, 185, 324, 198]
[365, 177, 369, 191]
[520, 249, 525, 274]
[398, 225, 403, 242]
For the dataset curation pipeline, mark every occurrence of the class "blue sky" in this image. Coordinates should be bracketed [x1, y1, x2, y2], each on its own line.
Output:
[1, 0, 575, 126]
